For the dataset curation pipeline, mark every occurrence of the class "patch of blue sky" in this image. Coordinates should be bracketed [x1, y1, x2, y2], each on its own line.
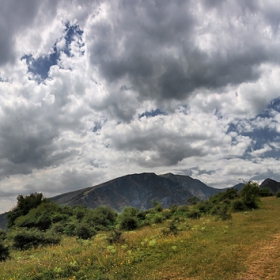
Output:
[227, 98, 280, 158]
[21, 23, 84, 81]
[63, 22, 84, 57]
[139, 108, 167, 119]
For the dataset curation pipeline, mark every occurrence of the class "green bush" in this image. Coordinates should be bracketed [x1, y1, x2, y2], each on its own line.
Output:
[136, 210, 147, 220]
[187, 209, 202, 219]
[64, 222, 77, 236]
[170, 204, 178, 213]
[276, 190, 280, 198]
[0, 230, 7, 242]
[240, 181, 260, 209]
[121, 207, 139, 217]
[176, 205, 189, 214]
[153, 201, 163, 212]
[210, 204, 222, 215]
[219, 188, 239, 201]
[258, 188, 273, 197]
[7, 193, 49, 228]
[14, 202, 61, 230]
[231, 199, 246, 212]
[106, 229, 124, 244]
[51, 222, 65, 234]
[217, 205, 232, 220]
[13, 228, 61, 250]
[83, 206, 117, 231]
[187, 196, 200, 205]
[151, 213, 164, 224]
[162, 219, 179, 236]
[0, 243, 9, 261]
[119, 216, 138, 231]
[196, 201, 212, 214]
[76, 224, 96, 240]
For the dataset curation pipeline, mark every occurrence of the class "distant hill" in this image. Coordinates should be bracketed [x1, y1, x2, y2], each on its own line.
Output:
[0, 173, 249, 230]
[230, 183, 245, 191]
[51, 173, 220, 211]
[260, 178, 280, 194]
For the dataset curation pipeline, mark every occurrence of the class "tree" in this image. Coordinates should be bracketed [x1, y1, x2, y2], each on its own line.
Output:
[240, 181, 260, 209]
[7, 193, 49, 228]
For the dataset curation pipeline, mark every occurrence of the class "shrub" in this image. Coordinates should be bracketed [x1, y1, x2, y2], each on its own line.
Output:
[51, 222, 65, 234]
[0, 243, 9, 261]
[13, 228, 61, 250]
[231, 199, 246, 212]
[176, 205, 189, 214]
[210, 204, 222, 215]
[187, 209, 202, 219]
[7, 193, 49, 228]
[83, 206, 117, 231]
[0, 230, 7, 242]
[162, 210, 172, 219]
[187, 196, 200, 205]
[64, 222, 77, 236]
[151, 213, 164, 224]
[217, 205, 232, 220]
[14, 202, 61, 230]
[60, 205, 74, 216]
[52, 213, 69, 223]
[153, 201, 163, 212]
[119, 216, 138, 231]
[197, 201, 212, 214]
[162, 219, 179, 236]
[106, 229, 124, 244]
[219, 188, 239, 201]
[76, 224, 96, 240]
[276, 190, 280, 198]
[240, 181, 260, 209]
[136, 210, 147, 220]
[170, 204, 178, 213]
[258, 188, 273, 197]
[121, 207, 139, 217]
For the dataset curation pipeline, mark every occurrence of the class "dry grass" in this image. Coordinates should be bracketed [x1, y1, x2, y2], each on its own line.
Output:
[1, 197, 280, 280]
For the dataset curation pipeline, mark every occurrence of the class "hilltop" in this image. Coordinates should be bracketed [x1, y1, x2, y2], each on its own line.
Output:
[50, 172, 221, 211]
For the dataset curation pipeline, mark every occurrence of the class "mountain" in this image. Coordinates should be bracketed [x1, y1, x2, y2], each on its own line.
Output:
[260, 178, 280, 194]
[0, 172, 246, 230]
[230, 183, 245, 191]
[51, 172, 220, 211]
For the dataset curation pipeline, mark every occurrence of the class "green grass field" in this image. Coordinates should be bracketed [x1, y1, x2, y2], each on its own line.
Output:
[1, 197, 280, 280]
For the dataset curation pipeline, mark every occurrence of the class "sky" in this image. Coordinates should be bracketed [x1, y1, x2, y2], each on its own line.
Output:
[1, 0, 280, 213]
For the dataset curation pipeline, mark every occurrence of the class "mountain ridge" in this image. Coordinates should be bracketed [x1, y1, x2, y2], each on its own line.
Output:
[0, 173, 278, 231]
[50, 172, 217, 211]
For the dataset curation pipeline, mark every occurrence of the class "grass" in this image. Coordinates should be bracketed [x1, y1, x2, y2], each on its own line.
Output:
[1, 197, 280, 280]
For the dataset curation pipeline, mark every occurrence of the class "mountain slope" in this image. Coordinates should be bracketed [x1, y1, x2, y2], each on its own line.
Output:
[0, 173, 247, 230]
[260, 178, 280, 194]
[51, 172, 220, 211]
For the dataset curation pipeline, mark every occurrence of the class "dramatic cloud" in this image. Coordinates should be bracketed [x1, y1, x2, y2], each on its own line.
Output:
[1, 0, 280, 212]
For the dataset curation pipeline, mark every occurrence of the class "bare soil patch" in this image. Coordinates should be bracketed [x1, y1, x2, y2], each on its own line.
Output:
[238, 232, 280, 280]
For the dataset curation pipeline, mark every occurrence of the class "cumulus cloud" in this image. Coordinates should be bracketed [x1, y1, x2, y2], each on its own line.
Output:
[1, 0, 280, 212]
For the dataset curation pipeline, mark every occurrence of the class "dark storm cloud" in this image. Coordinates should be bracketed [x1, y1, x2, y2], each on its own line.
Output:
[0, 0, 59, 66]
[0, 96, 85, 178]
[87, 0, 280, 107]
[105, 122, 206, 167]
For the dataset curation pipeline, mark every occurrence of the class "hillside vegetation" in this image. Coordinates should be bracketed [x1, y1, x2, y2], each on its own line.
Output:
[0, 182, 280, 279]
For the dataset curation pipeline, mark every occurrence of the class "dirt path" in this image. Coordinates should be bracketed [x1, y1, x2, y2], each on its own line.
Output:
[238, 233, 280, 280]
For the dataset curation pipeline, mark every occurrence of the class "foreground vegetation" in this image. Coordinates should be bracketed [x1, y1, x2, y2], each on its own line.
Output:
[1, 182, 280, 279]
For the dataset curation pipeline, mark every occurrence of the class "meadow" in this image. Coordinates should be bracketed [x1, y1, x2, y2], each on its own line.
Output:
[1, 196, 280, 280]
